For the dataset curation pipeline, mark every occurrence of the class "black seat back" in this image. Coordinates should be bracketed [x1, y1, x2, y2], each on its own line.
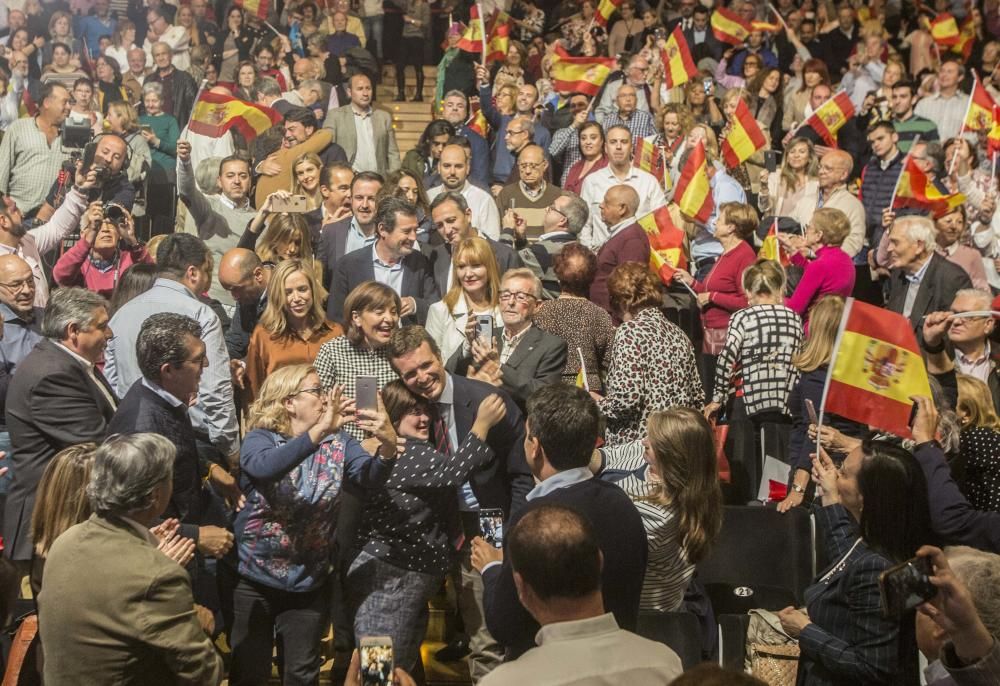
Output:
[635, 611, 704, 670]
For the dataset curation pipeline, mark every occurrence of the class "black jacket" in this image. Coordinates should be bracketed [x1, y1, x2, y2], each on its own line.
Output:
[144, 67, 199, 128]
[886, 254, 972, 332]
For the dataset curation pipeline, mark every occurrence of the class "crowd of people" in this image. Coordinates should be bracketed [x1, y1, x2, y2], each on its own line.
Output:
[1, 0, 1000, 684]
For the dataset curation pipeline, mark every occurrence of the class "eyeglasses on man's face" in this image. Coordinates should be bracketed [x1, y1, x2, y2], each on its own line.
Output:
[499, 290, 537, 304]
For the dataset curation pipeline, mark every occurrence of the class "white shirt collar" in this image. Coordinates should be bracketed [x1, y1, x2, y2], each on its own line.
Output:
[527, 466, 593, 501]
[53, 340, 95, 370]
[535, 612, 619, 646]
[141, 377, 185, 408]
[439, 373, 455, 406]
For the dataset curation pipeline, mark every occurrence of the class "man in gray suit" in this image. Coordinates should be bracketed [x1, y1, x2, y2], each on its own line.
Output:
[323, 73, 401, 175]
[464, 268, 567, 410]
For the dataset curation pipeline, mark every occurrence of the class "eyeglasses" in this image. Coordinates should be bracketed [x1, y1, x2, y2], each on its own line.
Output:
[546, 204, 566, 218]
[518, 161, 544, 171]
[0, 278, 33, 292]
[290, 386, 324, 398]
[505, 128, 527, 136]
[499, 290, 537, 303]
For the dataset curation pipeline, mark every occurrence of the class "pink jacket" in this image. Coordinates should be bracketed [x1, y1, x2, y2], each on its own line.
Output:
[53, 237, 154, 299]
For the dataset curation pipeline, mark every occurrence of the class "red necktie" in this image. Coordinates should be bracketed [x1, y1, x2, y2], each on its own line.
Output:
[433, 405, 451, 456]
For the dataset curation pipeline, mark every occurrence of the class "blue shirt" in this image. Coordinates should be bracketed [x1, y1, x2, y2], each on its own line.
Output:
[691, 168, 747, 261]
[371, 242, 404, 295]
[0, 302, 43, 377]
[76, 15, 117, 56]
[344, 217, 376, 255]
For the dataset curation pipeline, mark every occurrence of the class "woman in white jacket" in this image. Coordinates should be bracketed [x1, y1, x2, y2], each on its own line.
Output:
[424, 237, 504, 370]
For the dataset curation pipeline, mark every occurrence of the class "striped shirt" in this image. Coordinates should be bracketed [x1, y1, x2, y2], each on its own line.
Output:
[893, 114, 939, 153]
[0, 117, 71, 215]
[314, 336, 399, 441]
[599, 440, 694, 612]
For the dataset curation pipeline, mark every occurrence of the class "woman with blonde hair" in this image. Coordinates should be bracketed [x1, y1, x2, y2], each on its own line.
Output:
[291, 152, 323, 211]
[253, 213, 316, 266]
[245, 259, 343, 399]
[598, 407, 723, 611]
[758, 136, 820, 231]
[105, 100, 152, 185]
[425, 237, 503, 369]
[779, 296, 866, 513]
[954, 374, 1000, 513]
[780, 207, 857, 316]
[232, 364, 398, 685]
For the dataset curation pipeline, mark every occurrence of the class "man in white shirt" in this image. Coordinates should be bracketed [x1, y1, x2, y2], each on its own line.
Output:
[429, 144, 501, 239]
[476, 503, 682, 686]
[914, 58, 968, 143]
[143, 7, 191, 71]
[579, 126, 666, 250]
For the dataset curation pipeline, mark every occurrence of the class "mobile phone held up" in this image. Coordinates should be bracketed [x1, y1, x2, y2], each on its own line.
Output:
[479, 509, 504, 549]
[355, 376, 378, 414]
[879, 556, 937, 618]
[359, 637, 393, 686]
[476, 314, 494, 348]
[271, 194, 309, 213]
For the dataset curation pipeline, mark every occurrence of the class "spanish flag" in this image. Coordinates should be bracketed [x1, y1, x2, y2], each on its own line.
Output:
[720, 97, 767, 169]
[928, 13, 960, 47]
[485, 11, 512, 63]
[953, 15, 976, 59]
[801, 90, 854, 147]
[235, 0, 269, 20]
[457, 5, 486, 54]
[758, 219, 789, 267]
[465, 97, 489, 138]
[636, 206, 687, 284]
[750, 20, 781, 33]
[964, 78, 996, 132]
[674, 140, 713, 224]
[550, 46, 617, 96]
[711, 7, 752, 46]
[892, 155, 966, 216]
[988, 116, 1000, 156]
[594, 0, 624, 29]
[823, 299, 931, 438]
[188, 91, 282, 141]
[633, 136, 665, 179]
[661, 25, 698, 90]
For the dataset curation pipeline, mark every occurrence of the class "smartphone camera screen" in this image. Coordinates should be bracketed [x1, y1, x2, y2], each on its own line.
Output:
[479, 509, 504, 549]
[359, 640, 393, 686]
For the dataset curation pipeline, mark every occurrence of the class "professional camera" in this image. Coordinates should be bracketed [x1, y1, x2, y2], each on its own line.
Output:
[62, 116, 94, 150]
[103, 202, 129, 226]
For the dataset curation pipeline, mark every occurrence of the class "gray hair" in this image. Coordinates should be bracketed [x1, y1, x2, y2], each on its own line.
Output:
[137, 313, 203, 382]
[429, 190, 469, 215]
[502, 267, 543, 299]
[41, 287, 108, 340]
[443, 90, 468, 108]
[946, 546, 1000, 637]
[512, 116, 535, 142]
[142, 81, 164, 99]
[953, 288, 993, 311]
[894, 215, 937, 248]
[255, 76, 282, 98]
[558, 192, 589, 235]
[87, 433, 175, 517]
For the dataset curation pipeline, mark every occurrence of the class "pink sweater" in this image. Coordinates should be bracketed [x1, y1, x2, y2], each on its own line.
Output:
[53, 237, 154, 299]
[787, 245, 856, 316]
[693, 241, 756, 330]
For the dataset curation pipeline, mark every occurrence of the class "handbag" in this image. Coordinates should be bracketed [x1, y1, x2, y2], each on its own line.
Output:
[749, 643, 800, 686]
[710, 420, 731, 483]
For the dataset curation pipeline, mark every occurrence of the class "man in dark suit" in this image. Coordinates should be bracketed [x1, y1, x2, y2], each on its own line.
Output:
[463, 269, 567, 411]
[428, 191, 523, 295]
[305, 162, 354, 248]
[108, 313, 235, 559]
[388, 325, 533, 680]
[318, 171, 383, 290]
[327, 197, 439, 325]
[218, 248, 273, 360]
[4, 288, 117, 567]
[590, 185, 650, 314]
[470, 384, 647, 660]
[684, 5, 725, 64]
[885, 216, 972, 333]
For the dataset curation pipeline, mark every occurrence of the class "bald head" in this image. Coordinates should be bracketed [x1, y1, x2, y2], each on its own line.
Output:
[0, 254, 36, 316]
[218, 248, 269, 304]
[819, 150, 853, 190]
[600, 185, 640, 227]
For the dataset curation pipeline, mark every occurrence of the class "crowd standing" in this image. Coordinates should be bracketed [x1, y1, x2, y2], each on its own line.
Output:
[1, 0, 1000, 684]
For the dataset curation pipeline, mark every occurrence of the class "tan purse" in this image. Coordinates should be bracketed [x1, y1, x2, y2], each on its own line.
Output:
[749, 643, 800, 686]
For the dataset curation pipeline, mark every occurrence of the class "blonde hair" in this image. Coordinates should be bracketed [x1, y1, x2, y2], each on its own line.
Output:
[31, 443, 97, 557]
[291, 152, 323, 211]
[688, 123, 719, 162]
[258, 258, 331, 338]
[107, 100, 140, 134]
[811, 207, 851, 247]
[257, 213, 316, 265]
[443, 237, 501, 312]
[247, 363, 316, 435]
[793, 295, 845, 372]
[742, 258, 786, 298]
[957, 374, 1000, 431]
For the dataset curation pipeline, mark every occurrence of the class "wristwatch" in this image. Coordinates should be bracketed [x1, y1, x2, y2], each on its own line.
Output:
[790, 483, 806, 494]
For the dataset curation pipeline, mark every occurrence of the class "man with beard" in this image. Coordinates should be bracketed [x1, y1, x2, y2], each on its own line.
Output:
[428, 144, 501, 239]
[253, 107, 339, 207]
[318, 171, 383, 289]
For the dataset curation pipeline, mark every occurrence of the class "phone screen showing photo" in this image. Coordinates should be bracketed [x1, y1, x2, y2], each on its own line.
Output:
[479, 509, 504, 549]
[359, 640, 393, 686]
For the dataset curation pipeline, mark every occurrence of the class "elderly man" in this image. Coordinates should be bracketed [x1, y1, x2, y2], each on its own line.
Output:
[144, 7, 191, 71]
[815, 149, 865, 259]
[38, 433, 223, 685]
[589, 185, 649, 314]
[0, 255, 43, 417]
[122, 47, 151, 102]
[440, 90, 491, 186]
[579, 126, 666, 250]
[885, 216, 971, 332]
[219, 248, 273, 360]
[145, 41, 198, 124]
[595, 54, 652, 126]
[0, 82, 72, 217]
[496, 145, 562, 240]
[428, 191, 522, 295]
[4, 288, 116, 568]
[603, 84, 656, 140]
[463, 269, 567, 410]
[323, 73, 401, 176]
[503, 191, 589, 298]
[326, 11, 362, 56]
[429, 143, 501, 239]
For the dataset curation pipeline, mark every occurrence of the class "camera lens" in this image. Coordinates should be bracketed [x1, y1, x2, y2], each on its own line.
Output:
[103, 203, 126, 225]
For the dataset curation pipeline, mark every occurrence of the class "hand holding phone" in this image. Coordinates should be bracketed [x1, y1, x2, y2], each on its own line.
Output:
[805, 399, 818, 426]
[880, 556, 937, 618]
[358, 637, 394, 686]
[479, 509, 505, 548]
[270, 194, 309, 213]
[355, 376, 378, 414]
[476, 314, 494, 349]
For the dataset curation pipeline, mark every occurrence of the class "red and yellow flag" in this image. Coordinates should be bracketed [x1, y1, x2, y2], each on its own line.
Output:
[457, 6, 509, 61]
[550, 46, 617, 96]
[593, 0, 624, 28]
[988, 112, 1000, 157]
[235, 0, 270, 20]
[188, 91, 281, 141]
[661, 25, 698, 90]
[953, 15, 976, 59]
[721, 97, 767, 169]
[824, 299, 932, 438]
[456, 7, 485, 54]
[965, 78, 996, 132]
[633, 136, 664, 177]
[758, 219, 789, 267]
[636, 206, 687, 284]
[751, 20, 781, 32]
[674, 140, 713, 224]
[892, 155, 966, 216]
[801, 90, 855, 147]
[465, 97, 489, 138]
[711, 7, 752, 45]
[928, 12, 960, 47]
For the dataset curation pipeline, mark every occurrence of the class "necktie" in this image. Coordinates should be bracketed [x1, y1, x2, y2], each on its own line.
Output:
[433, 404, 451, 456]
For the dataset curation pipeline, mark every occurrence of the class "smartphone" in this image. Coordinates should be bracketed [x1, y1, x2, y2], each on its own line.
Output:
[702, 78, 713, 94]
[139, 124, 153, 134]
[358, 636, 394, 686]
[764, 150, 779, 174]
[271, 194, 309, 213]
[879, 556, 937, 618]
[805, 399, 818, 425]
[355, 376, 378, 414]
[476, 314, 494, 348]
[479, 508, 505, 549]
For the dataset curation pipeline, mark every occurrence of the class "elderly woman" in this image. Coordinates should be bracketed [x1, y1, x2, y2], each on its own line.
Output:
[425, 237, 503, 369]
[780, 207, 857, 317]
[53, 204, 153, 299]
[139, 81, 179, 235]
[314, 282, 402, 441]
[245, 260, 344, 400]
[232, 364, 397, 686]
[595, 263, 703, 445]
[533, 242, 615, 393]
[347, 380, 506, 672]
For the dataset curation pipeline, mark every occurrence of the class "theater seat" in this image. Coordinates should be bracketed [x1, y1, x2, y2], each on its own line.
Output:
[697, 506, 816, 616]
[635, 611, 703, 670]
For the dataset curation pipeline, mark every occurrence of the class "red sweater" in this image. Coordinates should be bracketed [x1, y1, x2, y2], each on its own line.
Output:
[692, 241, 755, 330]
[53, 237, 154, 299]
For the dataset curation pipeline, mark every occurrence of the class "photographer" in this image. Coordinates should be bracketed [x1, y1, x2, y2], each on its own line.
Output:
[34, 132, 136, 222]
[53, 203, 153, 298]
